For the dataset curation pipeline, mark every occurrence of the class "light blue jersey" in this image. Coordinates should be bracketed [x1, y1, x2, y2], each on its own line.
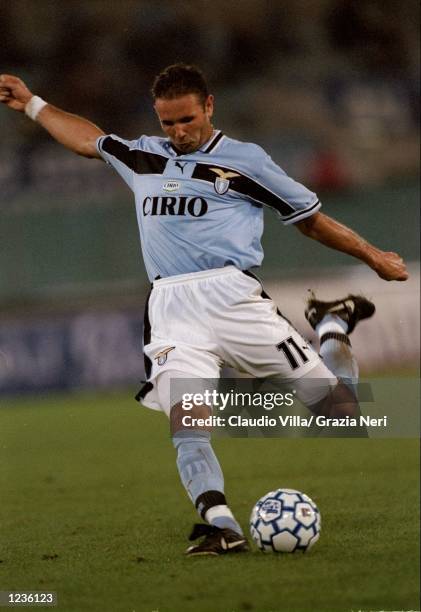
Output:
[96, 130, 320, 281]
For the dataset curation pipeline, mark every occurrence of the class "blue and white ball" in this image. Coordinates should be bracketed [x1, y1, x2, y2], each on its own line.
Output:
[250, 488, 321, 553]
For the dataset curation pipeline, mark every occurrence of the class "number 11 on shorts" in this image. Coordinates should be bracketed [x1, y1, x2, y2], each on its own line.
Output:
[276, 336, 310, 370]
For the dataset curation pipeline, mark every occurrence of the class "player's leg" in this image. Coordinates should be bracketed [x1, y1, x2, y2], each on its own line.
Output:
[291, 361, 365, 436]
[140, 271, 250, 555]
[303, 294, 375, 418]
[219, 272, 373, 431]
[155, 370, 248, 555]
[305, 295, 375, 389]
[305, 294, 374, 386]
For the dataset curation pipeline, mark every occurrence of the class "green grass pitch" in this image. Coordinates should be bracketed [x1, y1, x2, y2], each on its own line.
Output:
[0, 389, 419, 612]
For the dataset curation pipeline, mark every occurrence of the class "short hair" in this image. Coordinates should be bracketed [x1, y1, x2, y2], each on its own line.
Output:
[151, 63, 209, 104]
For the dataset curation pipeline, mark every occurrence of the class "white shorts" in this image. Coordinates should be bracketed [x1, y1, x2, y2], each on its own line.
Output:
[139, 266, 336, 414]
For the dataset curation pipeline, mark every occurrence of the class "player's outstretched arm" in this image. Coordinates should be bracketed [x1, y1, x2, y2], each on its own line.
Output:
[296, 212, 408, 281]
[0, 74, 104, 159]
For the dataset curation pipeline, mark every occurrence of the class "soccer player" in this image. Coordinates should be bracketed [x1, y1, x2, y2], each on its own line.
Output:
[0, 65, 407, 556]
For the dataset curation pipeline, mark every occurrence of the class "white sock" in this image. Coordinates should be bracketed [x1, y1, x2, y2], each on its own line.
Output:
[315, 313, 348, 336]
[316, 315, 358, 384]
[205, 505, 243, 535]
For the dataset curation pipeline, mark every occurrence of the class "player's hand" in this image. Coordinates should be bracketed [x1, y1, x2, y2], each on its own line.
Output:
[0, 74, 34, 112]
[372, 251, 408, 281]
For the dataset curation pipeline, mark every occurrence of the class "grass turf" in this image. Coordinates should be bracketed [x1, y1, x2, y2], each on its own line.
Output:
[0, 390, 419, 612]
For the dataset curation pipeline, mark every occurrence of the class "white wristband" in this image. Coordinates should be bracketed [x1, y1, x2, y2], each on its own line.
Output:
[25, 95, 47, 121]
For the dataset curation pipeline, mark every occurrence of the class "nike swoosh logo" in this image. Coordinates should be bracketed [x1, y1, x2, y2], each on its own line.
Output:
[329, 301, 354, 314]
[221, 537, 246, 550]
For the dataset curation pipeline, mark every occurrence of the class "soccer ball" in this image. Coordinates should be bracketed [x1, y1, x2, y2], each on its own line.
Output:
[250, 488, 321, 553]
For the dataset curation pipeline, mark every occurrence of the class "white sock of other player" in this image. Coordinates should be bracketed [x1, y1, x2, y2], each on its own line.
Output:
[173, 431, 243, 535]
[315, 314, 359, 391]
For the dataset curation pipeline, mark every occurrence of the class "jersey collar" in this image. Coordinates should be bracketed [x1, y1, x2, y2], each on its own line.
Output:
[200, 129, 224, 153]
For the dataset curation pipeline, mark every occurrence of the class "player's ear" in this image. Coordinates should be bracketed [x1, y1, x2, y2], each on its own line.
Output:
[153, 102, 161, 122]
[205, 94, 214, 119]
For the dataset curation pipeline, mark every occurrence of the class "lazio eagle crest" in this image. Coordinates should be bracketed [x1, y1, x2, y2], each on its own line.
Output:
[210, 168, 240, 195]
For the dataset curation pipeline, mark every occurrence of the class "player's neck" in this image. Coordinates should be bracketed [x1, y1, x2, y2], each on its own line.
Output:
[199, 127, 216, 150]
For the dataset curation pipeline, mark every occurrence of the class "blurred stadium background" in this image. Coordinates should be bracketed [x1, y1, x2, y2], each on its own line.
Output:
[0, 0, 419, 395]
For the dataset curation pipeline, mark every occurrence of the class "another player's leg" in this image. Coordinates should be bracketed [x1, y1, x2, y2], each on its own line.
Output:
[156, 371, 249, 556]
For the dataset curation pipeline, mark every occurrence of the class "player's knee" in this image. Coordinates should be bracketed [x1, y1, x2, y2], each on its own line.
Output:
[170, 401, 212, 435]
[309, 381, 359, 419]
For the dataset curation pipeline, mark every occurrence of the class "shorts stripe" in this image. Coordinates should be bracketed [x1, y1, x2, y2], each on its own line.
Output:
[143, 285, 153, 378]
[242, 269, 295, 328]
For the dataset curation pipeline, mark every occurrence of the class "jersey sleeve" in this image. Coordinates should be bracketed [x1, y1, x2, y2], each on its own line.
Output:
[251, 149, 321, 225]
[96, 134, 141, 191]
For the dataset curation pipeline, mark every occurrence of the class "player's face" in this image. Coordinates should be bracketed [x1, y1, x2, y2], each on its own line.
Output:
[154, 94, 214, 154]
